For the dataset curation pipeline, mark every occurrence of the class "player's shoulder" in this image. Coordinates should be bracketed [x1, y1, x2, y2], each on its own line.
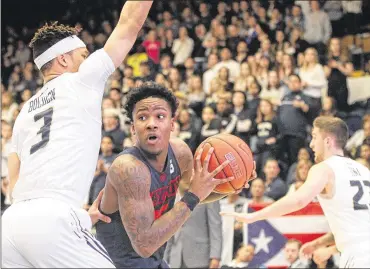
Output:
[108, 154, 151, 185]
[170, 138, 193, 165]
[310, 162, 335, 177]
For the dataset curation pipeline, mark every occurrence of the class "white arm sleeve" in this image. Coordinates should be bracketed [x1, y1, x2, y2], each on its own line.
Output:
[76, 48, 115, 92]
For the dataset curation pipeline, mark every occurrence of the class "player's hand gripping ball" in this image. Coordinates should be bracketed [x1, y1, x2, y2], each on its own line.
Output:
[194, 134, 255, 194]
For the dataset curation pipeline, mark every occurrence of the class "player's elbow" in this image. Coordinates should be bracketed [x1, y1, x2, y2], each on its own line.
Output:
[132, 245, 154, 258]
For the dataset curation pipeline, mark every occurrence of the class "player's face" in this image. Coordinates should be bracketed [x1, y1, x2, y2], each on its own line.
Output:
[69, 48, 89, 72]
[310, 127, 326, 163]
[132, 97, 174, 157]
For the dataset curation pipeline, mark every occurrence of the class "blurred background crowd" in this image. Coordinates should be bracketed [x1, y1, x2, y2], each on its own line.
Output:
[2, 0, 370, 268]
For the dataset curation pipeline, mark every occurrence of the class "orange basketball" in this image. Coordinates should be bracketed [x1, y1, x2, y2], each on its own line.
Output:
[194, 134, 254, 194]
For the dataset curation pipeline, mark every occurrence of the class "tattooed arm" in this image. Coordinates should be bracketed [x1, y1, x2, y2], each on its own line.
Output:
[108, 143, 232, 258]
[171, 138, 227, 204]
[108, 154, 192, 258]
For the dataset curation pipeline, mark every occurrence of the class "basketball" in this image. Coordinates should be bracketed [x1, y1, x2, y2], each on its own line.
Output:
[194, 134, 254, 194]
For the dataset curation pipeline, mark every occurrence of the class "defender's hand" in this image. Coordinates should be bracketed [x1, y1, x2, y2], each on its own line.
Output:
[88, 189, 111, 226]
[219, 212, 258, 224]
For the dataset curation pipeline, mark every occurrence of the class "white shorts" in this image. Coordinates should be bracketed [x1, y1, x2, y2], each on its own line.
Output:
[339, 247, 370, 268]
[2, 198, 115, 268]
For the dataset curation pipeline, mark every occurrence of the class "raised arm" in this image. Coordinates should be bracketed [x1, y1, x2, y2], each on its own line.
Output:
[104, 1, 153, 68]
[108, 151, 232, 258]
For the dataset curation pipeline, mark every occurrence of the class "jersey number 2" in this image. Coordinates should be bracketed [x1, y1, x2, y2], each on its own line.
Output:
[30, 107, 53, 155]
[350, 180, 370, 210]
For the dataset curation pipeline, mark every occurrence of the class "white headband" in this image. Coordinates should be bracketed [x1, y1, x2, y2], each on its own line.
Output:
[34, 35, 86, 69]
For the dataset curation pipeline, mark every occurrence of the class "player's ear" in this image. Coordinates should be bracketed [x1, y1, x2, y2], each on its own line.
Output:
[170, 117, 175, 132]
[56, 54, 68, 68]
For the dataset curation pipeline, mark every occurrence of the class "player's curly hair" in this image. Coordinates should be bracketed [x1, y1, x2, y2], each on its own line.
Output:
[29, 21, 80, 72]
[124, 82, 179, 122]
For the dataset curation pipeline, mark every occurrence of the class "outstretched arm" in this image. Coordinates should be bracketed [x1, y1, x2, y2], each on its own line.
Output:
[222, 163, 332, 222]
[104, 1, 153, 68]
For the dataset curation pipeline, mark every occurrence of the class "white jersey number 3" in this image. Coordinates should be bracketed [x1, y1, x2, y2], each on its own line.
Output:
[30, 107, 54, 155]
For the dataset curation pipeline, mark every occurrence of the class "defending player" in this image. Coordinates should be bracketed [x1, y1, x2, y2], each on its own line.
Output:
[221, 116, 370, 268]
[2, 1, 153, 267]
[95, 82, 253, 268]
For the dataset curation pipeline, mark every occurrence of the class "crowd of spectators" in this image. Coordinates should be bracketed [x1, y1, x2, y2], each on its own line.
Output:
[2, 0, 370, 267]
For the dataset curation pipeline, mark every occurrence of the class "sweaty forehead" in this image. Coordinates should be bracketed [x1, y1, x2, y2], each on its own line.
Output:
[134, 97, 170, 113]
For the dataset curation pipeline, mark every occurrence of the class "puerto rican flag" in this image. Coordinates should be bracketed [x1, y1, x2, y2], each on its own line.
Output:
[243, 202, 330, 268]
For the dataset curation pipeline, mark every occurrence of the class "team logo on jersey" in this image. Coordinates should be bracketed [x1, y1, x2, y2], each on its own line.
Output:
[170, 159, 174, 174]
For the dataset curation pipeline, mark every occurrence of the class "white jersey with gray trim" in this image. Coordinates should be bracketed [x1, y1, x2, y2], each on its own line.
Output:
[10, 49, 115, 208]
[317, 156, 370, 252]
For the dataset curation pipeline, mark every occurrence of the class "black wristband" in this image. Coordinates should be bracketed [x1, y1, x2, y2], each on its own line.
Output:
[180, 191, 200, 211]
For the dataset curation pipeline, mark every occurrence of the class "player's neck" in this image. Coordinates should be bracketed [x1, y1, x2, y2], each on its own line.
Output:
[145, 148, 169, 173]
[324, 148, 344, 160]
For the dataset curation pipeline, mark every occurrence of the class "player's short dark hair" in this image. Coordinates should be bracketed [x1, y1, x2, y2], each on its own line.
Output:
[124, 82, 178, 122]
[29, 21, 80, 73]
[313, 116, 349, 149]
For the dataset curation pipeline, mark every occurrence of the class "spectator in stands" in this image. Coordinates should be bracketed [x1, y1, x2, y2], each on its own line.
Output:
[235, 41, 248, 64]
[289, 27, 310, 59]
[172, 26, 194, 67]
[278, 53, 298, 86]
[263, 159, 287, 200]
[160, 28, 175, 58]
[221, 244, 256, 269]
[342, 1, 362, 37]
[253, 99, 279, 174]
[213, 47, 240, 82]
[324, 37, 353, 112]
[1, 91, 18, 124]
[299, 47, 327, 120]
[287, 159, 313, 195]
[232, 91, 252, 144]
[303, 0, 332, 63]
[234, 62, 250, 92]
[203, 53, 219, 95]
[277, 74, 311, 165]
[286, 147, 312, 185]
[200, 106, 222, 143]
[177, 109, 200, 153]
[323, 1, 343, 38]
[158, 54, 172, 77]
[216, 98, 237, 134]
[246, 78, 261, 122]
[102, 108, 126, 153]
[345, 115, 370, 155]
[260, 70, 286, 106]
[165, 201, 222, 269]
[284, 239, 307, 268]
[88, 135, 117, 206]
[247, 178, 274, 204]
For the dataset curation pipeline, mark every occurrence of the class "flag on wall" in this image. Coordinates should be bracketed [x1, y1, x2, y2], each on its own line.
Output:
[243, 202, 330, 268]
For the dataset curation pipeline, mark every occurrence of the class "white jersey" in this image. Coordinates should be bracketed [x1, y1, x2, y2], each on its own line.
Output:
[10, 49, 115, 208]
[317, 156, 370, 253]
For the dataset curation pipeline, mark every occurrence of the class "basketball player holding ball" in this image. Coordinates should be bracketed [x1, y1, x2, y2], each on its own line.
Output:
[95, 82, 256, 268]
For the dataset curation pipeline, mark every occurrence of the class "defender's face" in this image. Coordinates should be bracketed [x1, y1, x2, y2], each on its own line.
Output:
[132, 97, 174, 157]
[70, 48, 89, 72]
[310, 127, 325, 163]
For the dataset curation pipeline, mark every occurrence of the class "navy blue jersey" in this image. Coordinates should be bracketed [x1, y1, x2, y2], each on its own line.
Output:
[96, 145, 181, 268]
